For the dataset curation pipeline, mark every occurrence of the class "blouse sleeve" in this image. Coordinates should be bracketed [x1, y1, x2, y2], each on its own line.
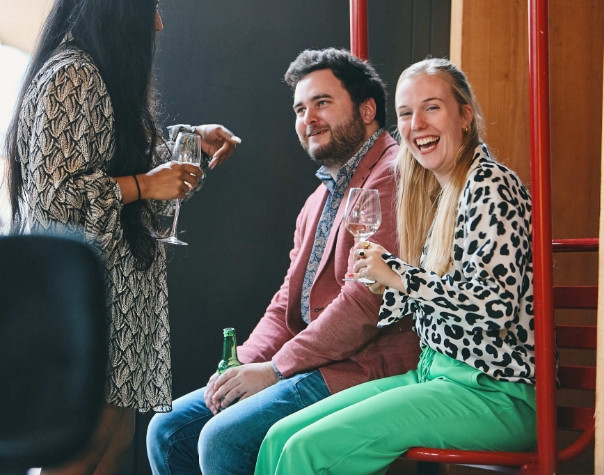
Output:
[23, 59, 122, 255]
[378, 160, 532, 335]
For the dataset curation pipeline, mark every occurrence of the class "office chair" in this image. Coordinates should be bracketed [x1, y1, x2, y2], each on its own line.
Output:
[0, 234, 106, 473]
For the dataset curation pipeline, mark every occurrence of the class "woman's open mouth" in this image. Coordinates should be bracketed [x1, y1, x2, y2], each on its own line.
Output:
[415, 136, 440, 152]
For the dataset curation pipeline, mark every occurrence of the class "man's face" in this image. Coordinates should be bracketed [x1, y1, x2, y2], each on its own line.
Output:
[293, 69, 367, 169]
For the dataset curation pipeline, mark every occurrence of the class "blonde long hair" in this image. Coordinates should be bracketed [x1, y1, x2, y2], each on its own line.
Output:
[395, 58, 486, 275]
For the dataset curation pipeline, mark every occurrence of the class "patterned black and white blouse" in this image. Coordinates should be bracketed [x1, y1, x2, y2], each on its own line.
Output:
[378, 144, 535, 384]
[17, 45, 172, 411]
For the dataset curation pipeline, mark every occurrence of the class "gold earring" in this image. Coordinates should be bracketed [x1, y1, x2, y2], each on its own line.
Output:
[463, 126, 469, 134]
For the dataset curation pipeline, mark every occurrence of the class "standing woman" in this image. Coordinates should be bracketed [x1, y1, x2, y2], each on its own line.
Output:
[254, 58, 535, 475]
[4, 0, 239, 472]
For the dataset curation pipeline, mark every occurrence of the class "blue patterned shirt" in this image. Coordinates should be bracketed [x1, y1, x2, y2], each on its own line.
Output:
[300, 129, 383, 324]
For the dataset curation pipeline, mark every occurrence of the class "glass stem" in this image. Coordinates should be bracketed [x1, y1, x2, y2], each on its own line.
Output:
[169, 200, 181, 237]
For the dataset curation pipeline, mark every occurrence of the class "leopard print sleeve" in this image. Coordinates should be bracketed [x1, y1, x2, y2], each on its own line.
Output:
[378, 145, 535, 383]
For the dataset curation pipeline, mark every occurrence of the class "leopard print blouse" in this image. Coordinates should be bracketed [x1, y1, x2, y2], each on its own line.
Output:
[378, 145, 535, 384]
[17, 46, 171, 411]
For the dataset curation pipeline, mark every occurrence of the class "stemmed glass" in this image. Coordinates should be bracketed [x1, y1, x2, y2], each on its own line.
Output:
[342, 188, 382, 283]
[159, 132, 203, 246]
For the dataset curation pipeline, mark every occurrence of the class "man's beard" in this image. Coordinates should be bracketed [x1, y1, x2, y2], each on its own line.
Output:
[302, 107, 367, 169]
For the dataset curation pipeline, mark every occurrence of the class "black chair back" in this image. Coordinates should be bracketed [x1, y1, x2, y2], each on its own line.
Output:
[0, 235, 106, 471]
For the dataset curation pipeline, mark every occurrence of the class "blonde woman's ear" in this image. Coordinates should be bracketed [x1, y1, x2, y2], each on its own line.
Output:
[461, 104, 473, 128]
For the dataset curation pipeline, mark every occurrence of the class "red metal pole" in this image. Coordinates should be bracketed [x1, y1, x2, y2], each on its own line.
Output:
[350, 0, 368, 60]
[528, 0, 557, 473]
[552, 238, 599, 253]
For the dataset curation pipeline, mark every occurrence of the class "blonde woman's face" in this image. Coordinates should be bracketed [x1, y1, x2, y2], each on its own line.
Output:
[395, 74, 472, 185]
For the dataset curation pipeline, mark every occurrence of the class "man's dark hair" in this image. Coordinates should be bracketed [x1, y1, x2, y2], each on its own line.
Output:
[284, 48, 387, 128]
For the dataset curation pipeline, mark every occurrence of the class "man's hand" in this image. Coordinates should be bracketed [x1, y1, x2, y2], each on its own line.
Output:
[206, 362, 279, 414]
[204, 371, 221, 414]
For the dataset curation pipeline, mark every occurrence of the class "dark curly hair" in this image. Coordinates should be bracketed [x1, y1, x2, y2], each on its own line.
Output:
[284, 48, 387, 128]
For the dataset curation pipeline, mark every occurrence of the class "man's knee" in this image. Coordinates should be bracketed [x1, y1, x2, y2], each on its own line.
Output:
[146, 412, 171, 454]
[198, 411, 257, 472]
[197, 413, 229, 456]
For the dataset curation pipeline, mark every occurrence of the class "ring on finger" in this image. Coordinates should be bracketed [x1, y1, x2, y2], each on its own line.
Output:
[363, 241, 370, 249]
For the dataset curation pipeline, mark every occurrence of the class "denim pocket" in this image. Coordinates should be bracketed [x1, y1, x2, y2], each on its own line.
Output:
[293, 370, 331, 407]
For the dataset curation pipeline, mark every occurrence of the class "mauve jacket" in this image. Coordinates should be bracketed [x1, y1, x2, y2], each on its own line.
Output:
[237, 131, 420, 394]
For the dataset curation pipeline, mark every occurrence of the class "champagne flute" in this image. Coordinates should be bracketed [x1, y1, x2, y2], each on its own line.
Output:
[159, 132, 202, 246]
[342, 188, 381, 283]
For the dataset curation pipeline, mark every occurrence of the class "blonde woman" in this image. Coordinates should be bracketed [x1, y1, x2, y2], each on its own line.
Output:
[254, 58, 535, 475]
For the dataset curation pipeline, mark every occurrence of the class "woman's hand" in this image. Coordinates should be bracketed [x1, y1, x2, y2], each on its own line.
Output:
[141, 161, 204, 200]
[352, 241, 400, 294]
[194, 124, 241, 169]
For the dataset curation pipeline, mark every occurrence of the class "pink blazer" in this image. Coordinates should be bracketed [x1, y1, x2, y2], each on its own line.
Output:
[237, 132, 420, 393]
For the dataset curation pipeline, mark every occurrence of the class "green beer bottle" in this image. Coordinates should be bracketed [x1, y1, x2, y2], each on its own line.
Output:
[217, 327, 242, 375]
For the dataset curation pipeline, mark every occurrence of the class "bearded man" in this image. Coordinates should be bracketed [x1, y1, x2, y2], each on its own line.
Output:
[146, 48, 420, 475]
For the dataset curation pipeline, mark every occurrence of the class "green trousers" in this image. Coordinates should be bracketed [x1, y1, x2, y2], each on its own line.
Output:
[255, 348, 536, 475]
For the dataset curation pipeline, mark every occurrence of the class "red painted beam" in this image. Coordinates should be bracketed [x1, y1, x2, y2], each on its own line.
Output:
[350, 0, 368, 60]
[552, 238, 599, 252]
[528, 0, 557, 473]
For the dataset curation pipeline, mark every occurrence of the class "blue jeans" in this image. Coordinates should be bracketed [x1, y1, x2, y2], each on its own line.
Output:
[146, 370, 330, 475]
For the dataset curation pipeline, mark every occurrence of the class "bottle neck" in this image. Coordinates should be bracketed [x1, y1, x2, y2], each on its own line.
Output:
[222, 334, 238, 361]
[218, 330, 241, 374]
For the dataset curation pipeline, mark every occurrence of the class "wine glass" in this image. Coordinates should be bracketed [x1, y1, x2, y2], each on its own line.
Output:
[159, 132, 203, 246]
[342, 188, 382, 283]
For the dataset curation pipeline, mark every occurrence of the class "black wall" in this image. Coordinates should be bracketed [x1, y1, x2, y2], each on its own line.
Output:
[131, 1, 450, 472]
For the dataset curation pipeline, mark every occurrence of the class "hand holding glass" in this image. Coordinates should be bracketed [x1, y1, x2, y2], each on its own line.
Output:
[342, 188, 381, 283]
[159, 132, 202, 246]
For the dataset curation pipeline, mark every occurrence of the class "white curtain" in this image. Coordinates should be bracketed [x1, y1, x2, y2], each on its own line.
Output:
[0, 42, 29, 234]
